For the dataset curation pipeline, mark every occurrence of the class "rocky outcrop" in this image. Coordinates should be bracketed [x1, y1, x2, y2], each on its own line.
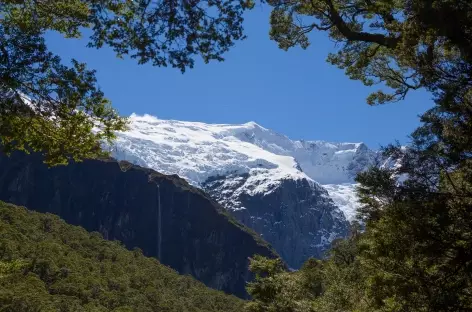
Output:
[0, 151, 278, 298]
[203, 173, 349, 269]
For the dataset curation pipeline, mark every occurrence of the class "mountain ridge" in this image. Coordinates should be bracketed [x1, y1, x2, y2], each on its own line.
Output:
[106, 114, 378, 267]
[108, 114, 377, 218]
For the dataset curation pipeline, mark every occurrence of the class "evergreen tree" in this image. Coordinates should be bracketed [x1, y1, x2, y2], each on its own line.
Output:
[245, 255, 320, 312]
[267, 0, 472, 105]
[0, 0, 254, 165]
[246, 229, 370, 312]
[246, 1, 472, 311]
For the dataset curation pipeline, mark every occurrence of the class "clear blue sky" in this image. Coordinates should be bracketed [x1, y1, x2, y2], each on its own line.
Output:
[45, 5, 433, 148]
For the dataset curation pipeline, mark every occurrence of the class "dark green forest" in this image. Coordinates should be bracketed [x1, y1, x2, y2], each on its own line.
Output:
[0, 201, 244, 312]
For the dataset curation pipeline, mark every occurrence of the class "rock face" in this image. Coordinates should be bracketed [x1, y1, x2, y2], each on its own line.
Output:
[0, 151, 278, 298]
[203, 173, 349, 268]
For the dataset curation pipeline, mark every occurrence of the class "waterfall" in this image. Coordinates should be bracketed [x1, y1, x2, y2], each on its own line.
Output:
[157, 185, 162, 261]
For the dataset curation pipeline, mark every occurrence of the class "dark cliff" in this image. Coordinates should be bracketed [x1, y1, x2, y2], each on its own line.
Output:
[0, 151, 278, 298]
[203, 173, 350, 268]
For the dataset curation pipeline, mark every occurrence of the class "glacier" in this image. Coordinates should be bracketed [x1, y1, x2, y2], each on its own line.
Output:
[109, 114, 375, 218]
[107, 114, 378, 267]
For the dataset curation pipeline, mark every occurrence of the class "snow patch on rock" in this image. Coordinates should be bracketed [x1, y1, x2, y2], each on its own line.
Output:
[322, 184, 360, 221]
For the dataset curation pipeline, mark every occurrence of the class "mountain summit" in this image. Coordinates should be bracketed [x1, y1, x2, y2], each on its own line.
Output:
[108, 114, 377, 267]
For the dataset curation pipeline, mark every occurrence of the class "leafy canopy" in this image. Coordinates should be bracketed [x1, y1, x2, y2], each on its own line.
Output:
[267, 0, 472, 105]
[0, 0, 254, 165]
[245, 230, 372, 312]
[246, 0, 472, 311]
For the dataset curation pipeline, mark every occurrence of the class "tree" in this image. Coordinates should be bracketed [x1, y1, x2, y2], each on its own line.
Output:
[245, 229, 371, 312]
[266, 0, 472, 198]
[354, 138, 472, 311]
[267, 0, 472, 104]
[245, 255, 320, 312]
[259, 0, 472, 310]
[0, 0, 254, 165]
[312, 228, 372, 312]
[266, 0, 472, 197]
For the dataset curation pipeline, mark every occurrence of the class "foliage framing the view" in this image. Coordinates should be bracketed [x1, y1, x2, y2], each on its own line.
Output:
[246, 0, 472, 311]
[0, 0, 254, 165]
[267, 0, 472, 106]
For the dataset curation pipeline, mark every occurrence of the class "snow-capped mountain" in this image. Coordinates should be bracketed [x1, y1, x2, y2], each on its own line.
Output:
[107, 114, 377, 267]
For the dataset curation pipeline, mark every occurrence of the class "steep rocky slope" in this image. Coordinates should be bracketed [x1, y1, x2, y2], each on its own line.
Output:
[0, 151, 278, 298]
[203, 174, 348, 268]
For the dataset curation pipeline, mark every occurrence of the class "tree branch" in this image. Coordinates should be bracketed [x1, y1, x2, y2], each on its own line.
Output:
[364, 0, 396, 24]
[323, 0, 399, 48]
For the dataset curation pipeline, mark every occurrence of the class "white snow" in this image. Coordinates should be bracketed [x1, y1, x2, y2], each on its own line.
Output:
[108, 114, 310, 196]
[107, 114, 377, 220]
[322, 184, 360, 221]
[312, 229, 340, 248]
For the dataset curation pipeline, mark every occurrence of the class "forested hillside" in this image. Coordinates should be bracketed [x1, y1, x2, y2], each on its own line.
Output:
[0, 201, 244, 312]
